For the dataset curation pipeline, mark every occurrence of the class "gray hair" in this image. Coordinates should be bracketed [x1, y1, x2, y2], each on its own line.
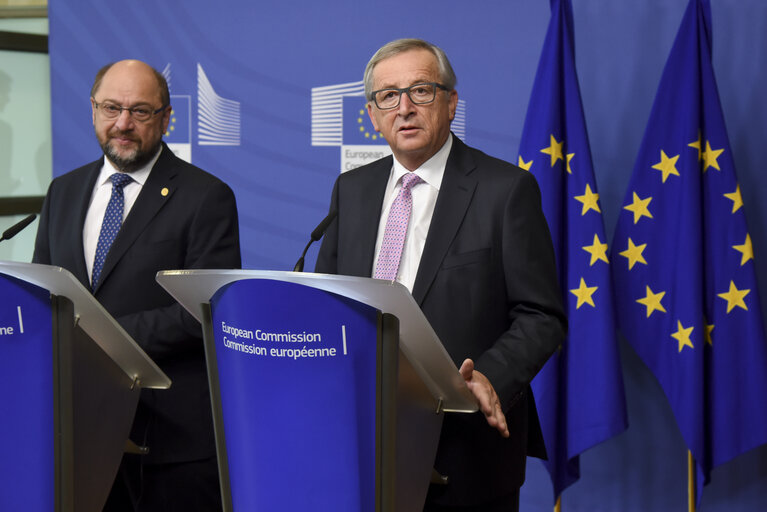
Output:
[363, 38, 457, 101]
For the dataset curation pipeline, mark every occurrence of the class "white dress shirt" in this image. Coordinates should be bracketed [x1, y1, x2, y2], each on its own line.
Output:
[372, 135, 453, 292]
[82, 147, 162, 283]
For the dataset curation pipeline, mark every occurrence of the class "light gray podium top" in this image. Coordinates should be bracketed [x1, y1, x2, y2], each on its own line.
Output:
[0, 261, 170, 389]
[156, 269, 478, 413]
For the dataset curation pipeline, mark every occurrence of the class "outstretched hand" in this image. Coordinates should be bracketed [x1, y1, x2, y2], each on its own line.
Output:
[459, 358, 509, 438]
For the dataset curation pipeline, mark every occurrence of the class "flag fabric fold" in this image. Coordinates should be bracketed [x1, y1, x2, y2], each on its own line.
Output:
[519, 0, 628, 500]
[612, 0, 767, 502]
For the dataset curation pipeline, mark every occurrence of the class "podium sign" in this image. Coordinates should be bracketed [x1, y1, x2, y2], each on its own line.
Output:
[209, 279, 381, 511]
[0, 274, 54, 511]
[157, 269, 478, 511]
[0, 261, 171, 512]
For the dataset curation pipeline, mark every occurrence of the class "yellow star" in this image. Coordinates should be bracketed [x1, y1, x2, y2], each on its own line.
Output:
[733, 234, 754, 266]
[619, 238, 648, 270]
[636, 285, 666, 318]
[671, 320, 695, 352]
[688, 133, 702, 160]
[540, 134, 564, 167]
[574, 183, 601, 216]
[517, 156, 533, 171]
[717, 280, 750, 313]
[723, 185, 743, 213]
[702, 140, 724, 172]
[566, 153, 575, 174]
[570, 277, 598, 309]
[651, 150, 680, 183]
[704, 322, 714, 346]
[623, 192, 653, 224]
[582, 234, 609, 266]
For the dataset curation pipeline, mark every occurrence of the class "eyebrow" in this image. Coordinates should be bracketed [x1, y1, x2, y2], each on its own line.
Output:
[95, 98, 159, 108]
[375, 79, 437, 90]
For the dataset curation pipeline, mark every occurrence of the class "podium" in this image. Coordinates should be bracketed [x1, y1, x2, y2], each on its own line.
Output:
[0, 261, 170, 512]
[156, 269, 477, 512]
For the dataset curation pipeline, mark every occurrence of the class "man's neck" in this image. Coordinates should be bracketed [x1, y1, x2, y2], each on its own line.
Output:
[393, 134, 453, 172]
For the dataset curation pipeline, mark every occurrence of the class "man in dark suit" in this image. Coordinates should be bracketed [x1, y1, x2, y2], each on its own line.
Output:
[315, 39, 566, 511]
[33, 59, 240, 511]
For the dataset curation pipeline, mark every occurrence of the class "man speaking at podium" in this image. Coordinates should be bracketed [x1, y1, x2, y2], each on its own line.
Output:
[315, 39, 566, 511]
[33, 59, 240, 511]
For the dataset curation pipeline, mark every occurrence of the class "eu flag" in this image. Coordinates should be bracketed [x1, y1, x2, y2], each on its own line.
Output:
[612, 0, 767, 502]
[519, 0, 627, 500]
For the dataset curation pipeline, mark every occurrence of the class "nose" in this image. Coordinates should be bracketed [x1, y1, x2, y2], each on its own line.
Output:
[397, 90, 416, 115]
[113, 108, 135, 130]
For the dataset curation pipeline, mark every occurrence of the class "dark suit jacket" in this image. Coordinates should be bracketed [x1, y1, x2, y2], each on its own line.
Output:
[33, 144, 241, 464]
[315, 135, 566, 505]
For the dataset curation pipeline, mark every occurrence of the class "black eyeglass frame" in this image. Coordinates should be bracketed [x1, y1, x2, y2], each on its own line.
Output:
[92, 100, 168, 121]
[370, 82, 450, 110]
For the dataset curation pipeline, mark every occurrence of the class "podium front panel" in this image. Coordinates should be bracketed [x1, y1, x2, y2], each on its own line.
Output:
[0, 273, 54, 511]
[209, 278, 380, 511]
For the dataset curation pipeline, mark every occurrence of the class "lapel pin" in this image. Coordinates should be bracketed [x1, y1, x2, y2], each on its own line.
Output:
[161, 187, 169, 197]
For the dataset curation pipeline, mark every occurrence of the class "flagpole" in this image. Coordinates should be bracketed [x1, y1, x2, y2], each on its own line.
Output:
[554, 495, 561, 512]
[688, 451, 695, 512]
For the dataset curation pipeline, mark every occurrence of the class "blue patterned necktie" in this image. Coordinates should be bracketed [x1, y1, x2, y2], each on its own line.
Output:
[374, 172, 422, 281]
[91, 172, 133, 288]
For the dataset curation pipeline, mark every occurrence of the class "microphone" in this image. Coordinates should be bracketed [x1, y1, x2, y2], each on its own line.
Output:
[293, 211, 337, 272]
[0, 214, 36, 243]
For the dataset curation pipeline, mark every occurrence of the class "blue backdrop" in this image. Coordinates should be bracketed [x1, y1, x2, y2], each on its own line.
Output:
[48, 1, 767, 510]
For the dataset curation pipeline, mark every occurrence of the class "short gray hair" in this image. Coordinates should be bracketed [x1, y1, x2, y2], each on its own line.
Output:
[363, 38, 457, 101]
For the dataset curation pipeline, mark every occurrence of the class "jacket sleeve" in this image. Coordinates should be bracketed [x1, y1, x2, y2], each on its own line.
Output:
[474, 171, 567, 409]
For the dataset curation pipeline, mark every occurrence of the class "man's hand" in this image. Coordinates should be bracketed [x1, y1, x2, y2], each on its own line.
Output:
[459, 358, 510, 438]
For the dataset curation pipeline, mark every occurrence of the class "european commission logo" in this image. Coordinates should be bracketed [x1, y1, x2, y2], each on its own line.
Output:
[311, 80, 466, 173]
[160, 63, 241, 164]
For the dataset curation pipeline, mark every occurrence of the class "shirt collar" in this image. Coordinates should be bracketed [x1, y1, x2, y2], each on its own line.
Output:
[391, 134, 453, 189]
[98, 145, 163, 187]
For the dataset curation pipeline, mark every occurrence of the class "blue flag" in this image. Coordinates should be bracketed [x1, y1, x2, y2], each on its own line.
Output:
[519, 0, 628, 500]
[612, 0, 767, 502]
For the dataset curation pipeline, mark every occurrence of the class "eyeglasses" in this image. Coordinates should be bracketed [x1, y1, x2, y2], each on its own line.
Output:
[370, 82, 449, 110]
[93, 101, 166, 122]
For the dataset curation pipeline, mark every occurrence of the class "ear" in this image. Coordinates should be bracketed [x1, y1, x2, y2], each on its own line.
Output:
[366, 101, 381, 132]
[161, 105, 172, 133]
[448, 89, 458, 122]
[90, 98, 97, 125]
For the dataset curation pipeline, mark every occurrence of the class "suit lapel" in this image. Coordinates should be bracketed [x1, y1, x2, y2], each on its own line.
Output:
[92, 146, 178, 294]
[347, 158, 390, 277]
[412, 138, 477, 305]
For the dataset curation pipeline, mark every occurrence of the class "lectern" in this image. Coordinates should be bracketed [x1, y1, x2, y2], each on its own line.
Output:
[0, 261, 170, 512]
[156, 269, 477, 512]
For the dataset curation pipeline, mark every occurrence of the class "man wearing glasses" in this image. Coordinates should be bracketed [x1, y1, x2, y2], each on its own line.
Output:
[33, 59, 240, 511]
[316, 39, 566, 511]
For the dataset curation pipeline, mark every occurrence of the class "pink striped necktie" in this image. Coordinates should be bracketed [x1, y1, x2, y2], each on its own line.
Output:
[374, 172, 423, 281]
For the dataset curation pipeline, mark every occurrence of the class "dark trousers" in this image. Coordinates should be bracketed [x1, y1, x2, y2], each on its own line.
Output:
[102, 454, 222, 512]
[423, 489, 520, 512]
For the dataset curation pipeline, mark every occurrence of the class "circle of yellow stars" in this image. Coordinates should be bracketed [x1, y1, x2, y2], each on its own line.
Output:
[164, 108, 177, 137]
[615, 132, 754, 353]
[357, 108, 381, 140]
[519, 133, 609, 313]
